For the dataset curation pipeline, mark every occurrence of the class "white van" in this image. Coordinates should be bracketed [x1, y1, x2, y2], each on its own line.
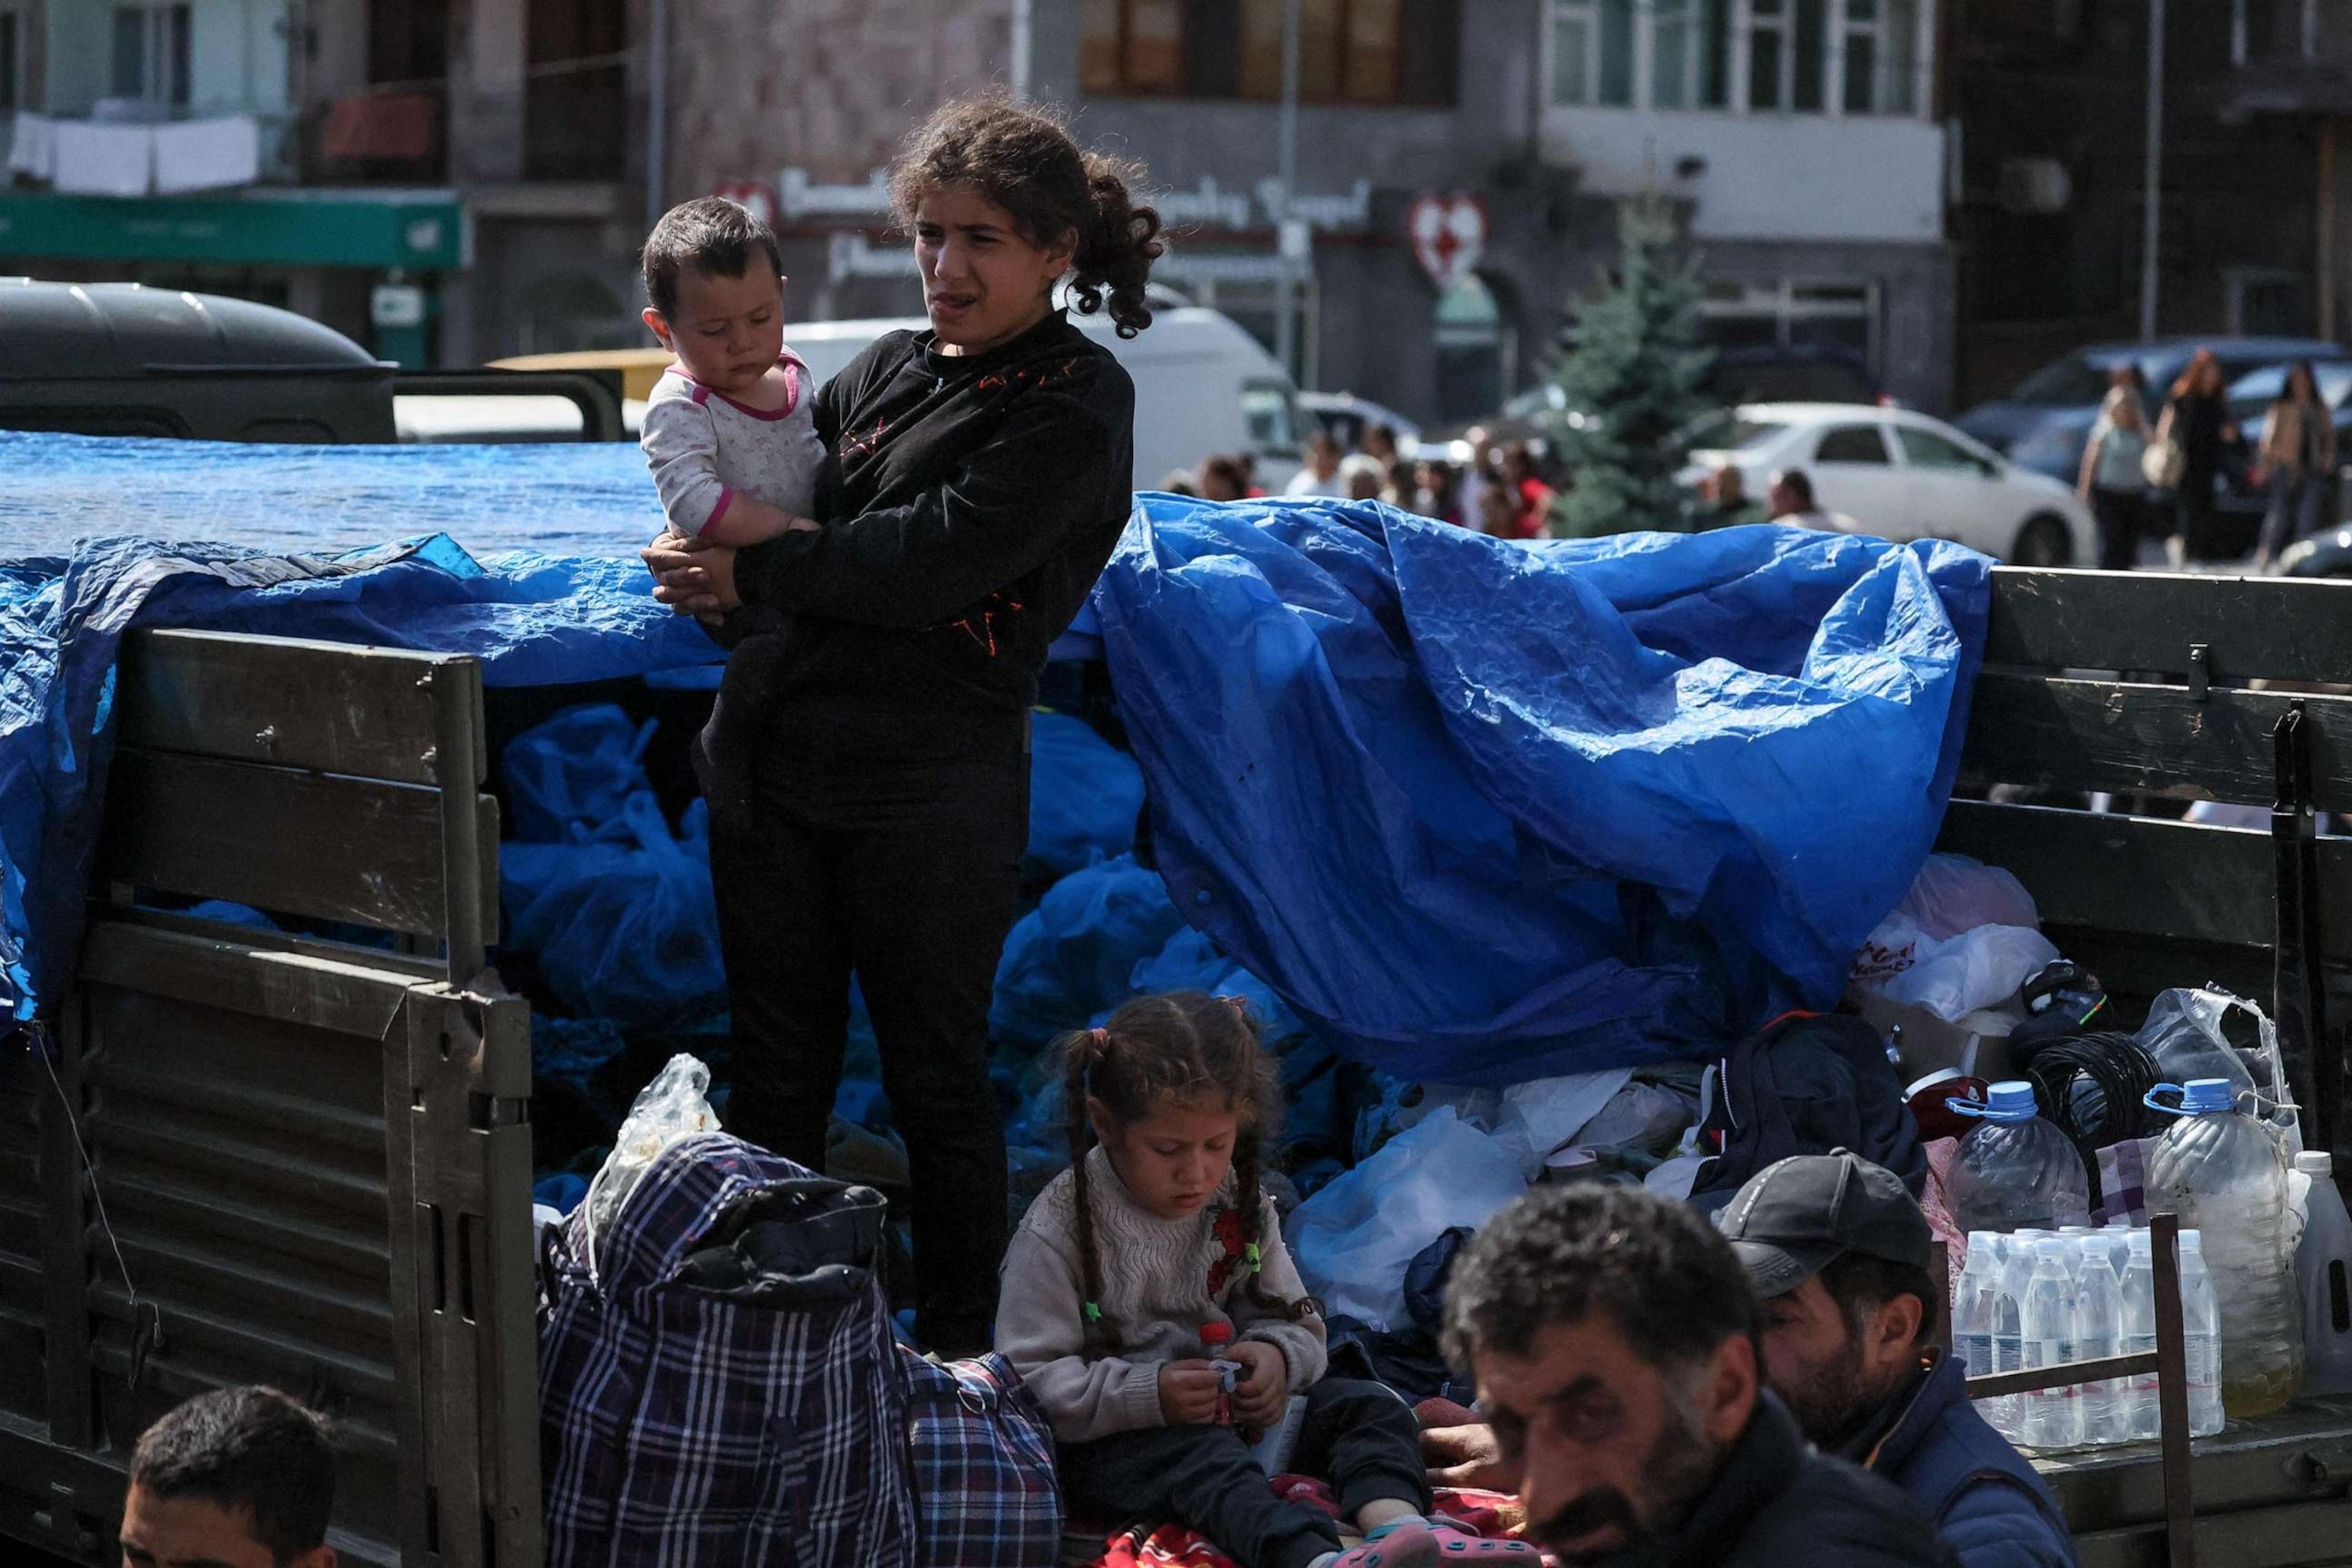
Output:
[785, 304, 1308, 491]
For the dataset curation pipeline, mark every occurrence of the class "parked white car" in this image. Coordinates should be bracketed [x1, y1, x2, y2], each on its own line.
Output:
[787, 305, 1308, 492]
[1684, 403, 2095, 565]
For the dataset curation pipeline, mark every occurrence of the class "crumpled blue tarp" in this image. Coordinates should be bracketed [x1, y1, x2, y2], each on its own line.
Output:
[0, 525, 720, 1022]
[1093, 498, 1991, 1084]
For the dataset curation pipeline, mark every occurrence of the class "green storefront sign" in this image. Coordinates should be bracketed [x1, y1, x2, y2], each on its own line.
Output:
[0, 188, 467, 270]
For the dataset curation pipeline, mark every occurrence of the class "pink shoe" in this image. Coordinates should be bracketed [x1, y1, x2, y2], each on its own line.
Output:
[1330, 1519, 1542, 1565]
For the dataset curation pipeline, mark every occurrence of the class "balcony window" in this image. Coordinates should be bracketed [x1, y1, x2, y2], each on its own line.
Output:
[1547, 0, 1920, 115]
[110, 5, 192, 109]
[1084, 0, 1461, 106]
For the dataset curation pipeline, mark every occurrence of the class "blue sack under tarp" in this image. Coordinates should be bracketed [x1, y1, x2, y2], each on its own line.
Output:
[1025, 710, 1145, 876]
[1092, 499, 1991, 1084]
[0, 520, 721, 1023]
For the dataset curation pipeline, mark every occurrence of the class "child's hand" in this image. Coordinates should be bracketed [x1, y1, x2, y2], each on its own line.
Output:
[1157, 1360, 1230, 1426]
[1228, 1341, 1290, 1427]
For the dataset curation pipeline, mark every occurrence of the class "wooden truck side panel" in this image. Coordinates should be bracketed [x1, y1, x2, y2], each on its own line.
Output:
[0, 630, 536, 1568]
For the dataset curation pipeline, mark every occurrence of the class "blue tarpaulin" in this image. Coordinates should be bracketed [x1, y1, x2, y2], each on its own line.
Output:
[1093, 497, 1991, 1083]
[0, 512, 721, 1021]
[0, 433, 1989, 1092]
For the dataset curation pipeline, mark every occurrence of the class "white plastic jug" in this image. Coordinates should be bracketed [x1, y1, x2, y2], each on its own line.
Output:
[2147, 1078, 2304, 1419]
[2293, 1151, 2352, 1396]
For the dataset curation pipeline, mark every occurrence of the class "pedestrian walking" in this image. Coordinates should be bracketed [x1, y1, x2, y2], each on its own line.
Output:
[2256, 360, 2336, 570]
[2153, 348, 2235, 567]
[2078, 369, 2152, 571]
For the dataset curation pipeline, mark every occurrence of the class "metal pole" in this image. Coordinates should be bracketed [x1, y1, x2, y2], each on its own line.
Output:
[2323, 119, 2338, 343]
[645, 0, 670, 232]
[1011, 0, 1033, 102]
[1275, 0, 1301, 380]
[2141, 0, 2164, 342]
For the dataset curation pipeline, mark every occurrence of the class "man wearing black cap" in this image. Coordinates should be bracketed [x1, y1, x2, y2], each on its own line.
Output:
[1717, 1152, 2076, 1568]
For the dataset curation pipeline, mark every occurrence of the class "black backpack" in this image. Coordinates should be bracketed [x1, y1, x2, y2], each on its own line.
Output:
[1690, 1012, 1926, 1210]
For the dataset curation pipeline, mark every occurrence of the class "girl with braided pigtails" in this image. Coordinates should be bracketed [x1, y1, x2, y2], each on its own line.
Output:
[995, 991, 1539, 1568]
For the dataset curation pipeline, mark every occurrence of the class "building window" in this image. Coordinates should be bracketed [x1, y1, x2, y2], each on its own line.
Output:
[1700, 279, 1880, 374]
[1841, 0, 1919, 114]
[0, 10, 18, 113]
[1547, 0, 1916, 114]
[111, 5, 192, 109]
[1086, 0, 1461, 105]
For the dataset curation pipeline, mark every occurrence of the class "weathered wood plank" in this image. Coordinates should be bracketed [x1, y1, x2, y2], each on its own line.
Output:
[1987, 568, 2352, 683]
[117, 629, 484, 788]
[100, 751, 498, 940]
[1962, 674, 2352, 812]
[79, 921, 413, 1039]
[1936, 800, 2352, 959]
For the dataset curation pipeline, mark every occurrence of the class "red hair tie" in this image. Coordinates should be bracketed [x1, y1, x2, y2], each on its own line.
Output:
[1217, 995, 1248, 1017]
[1089, 1027, 1110, 1050]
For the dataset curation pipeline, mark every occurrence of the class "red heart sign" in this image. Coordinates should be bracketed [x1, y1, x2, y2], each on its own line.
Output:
[1407, 192, 1488, 292]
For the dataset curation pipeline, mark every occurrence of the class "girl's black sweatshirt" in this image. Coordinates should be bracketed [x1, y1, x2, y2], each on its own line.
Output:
[730, 309, 1136, 755]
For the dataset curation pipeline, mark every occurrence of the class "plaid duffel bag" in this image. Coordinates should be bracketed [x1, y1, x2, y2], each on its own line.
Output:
[902, 1348, 1062, 1568]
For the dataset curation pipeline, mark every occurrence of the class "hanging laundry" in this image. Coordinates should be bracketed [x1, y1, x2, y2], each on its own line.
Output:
[153, 116, 261, 194]
[51, 121, 153, 197]
[5, 112, 57, 181]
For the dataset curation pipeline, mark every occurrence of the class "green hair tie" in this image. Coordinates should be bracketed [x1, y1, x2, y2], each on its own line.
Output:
[1244, 1243, 1263, 1273]
[1083, 1302, 1102, 1323]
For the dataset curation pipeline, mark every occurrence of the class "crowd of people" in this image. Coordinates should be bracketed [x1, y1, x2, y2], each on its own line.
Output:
[1157, 423, 1560, 541]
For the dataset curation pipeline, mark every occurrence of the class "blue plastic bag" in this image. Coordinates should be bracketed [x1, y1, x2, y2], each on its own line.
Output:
[989, 855, 1188, 1045]
[1129, 926, 1304, 1042]
[1026, 711, 1146, 876]
[505, 792, 726, 1025]
[501, 704, 657, 844]
[1093, 501, 1990, 1084]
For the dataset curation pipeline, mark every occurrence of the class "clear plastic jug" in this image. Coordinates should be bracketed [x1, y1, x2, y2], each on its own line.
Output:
[1945, 1080, 2093, 1236]
[2146, 1078, 2303, 1419]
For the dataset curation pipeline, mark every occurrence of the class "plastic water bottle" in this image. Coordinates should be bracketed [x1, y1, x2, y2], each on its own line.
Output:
[2023, 1236, 2082, 1449]
[2292, 1152, 2352, 1396]
[2146, 1079, 2304, 1418]
[2118, 1230, 2161, 1442]
[1947, 1080, 2094, 1236]
[1954, 1234, 1997, 1380]
[2075, 1236, 2128, 1445]
[2180, 1232, 2226, 1437]
[1985, 1233, 2035, 1442]
[2102, 1217, 2135, 1279]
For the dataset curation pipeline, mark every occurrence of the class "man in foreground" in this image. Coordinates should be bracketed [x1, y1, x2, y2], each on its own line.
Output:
[119, 1385, 338, 1568]
[1440, 1184, 1955, 1566]
[1717, 1152, 2076, 1566]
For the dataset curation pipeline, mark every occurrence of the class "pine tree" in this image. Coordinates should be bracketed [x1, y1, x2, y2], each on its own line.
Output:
[1547, 191, 1717, 538]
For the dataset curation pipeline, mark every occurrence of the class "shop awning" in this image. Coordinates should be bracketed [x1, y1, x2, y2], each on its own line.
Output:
[0, 187, 468, 270]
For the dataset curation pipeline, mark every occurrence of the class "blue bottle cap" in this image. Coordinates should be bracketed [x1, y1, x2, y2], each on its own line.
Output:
[1984, 1080, 2040, 1119]
[2179, 1078, 2235, 1114]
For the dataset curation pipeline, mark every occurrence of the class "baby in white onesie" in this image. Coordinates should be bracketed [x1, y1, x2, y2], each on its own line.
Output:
[636, 196, 826, 809]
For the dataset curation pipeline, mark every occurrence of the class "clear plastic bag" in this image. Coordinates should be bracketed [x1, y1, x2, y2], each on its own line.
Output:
[2135, 987, 2299, 1152]
[583, 1053, 720, 1279]
[1286, 1108, 1527, 1332]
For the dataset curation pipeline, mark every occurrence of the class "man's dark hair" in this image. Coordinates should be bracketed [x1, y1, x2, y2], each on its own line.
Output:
[131, 1385, 335, 1563]
[1817, 1252, 1941, 1350]
[1445, 1186, 1759, 1370]
[641, 196, 786, 318]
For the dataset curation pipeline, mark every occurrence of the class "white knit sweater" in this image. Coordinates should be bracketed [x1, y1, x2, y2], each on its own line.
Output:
[995, 1146, 1328, 1444]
